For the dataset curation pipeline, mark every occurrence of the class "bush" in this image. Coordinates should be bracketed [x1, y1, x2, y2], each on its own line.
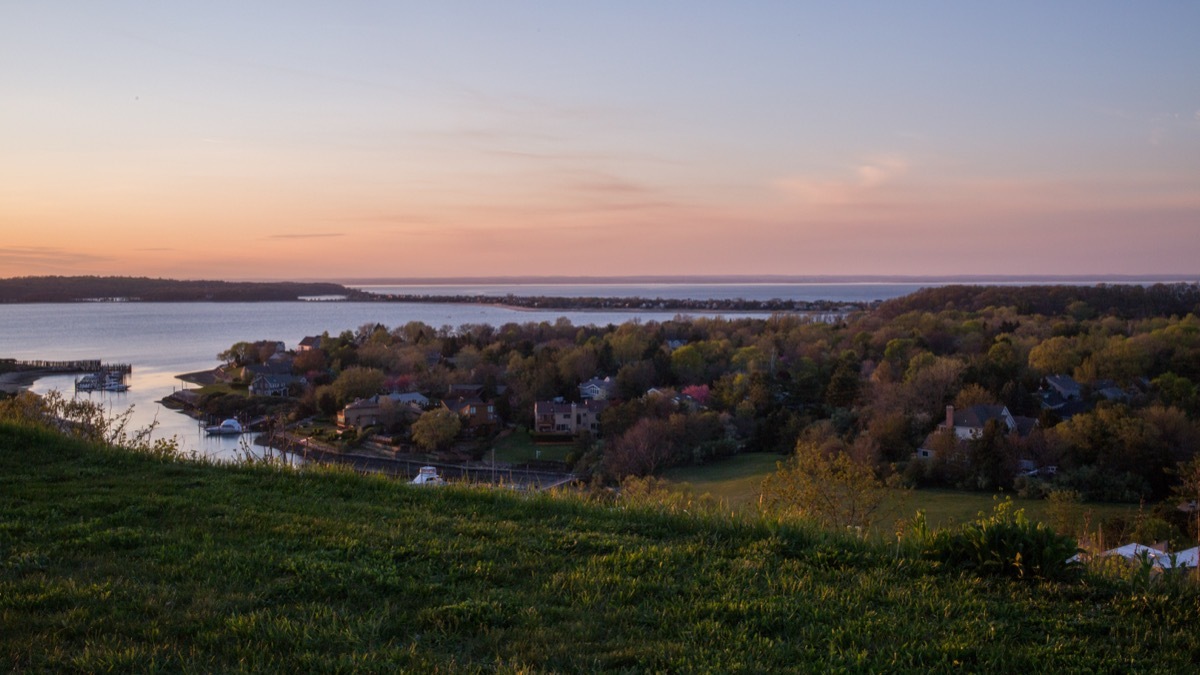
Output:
[1052, 466, 1151, 503]
[925, 499, 1082, 581]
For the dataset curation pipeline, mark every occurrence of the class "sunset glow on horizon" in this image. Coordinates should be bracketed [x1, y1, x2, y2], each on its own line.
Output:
[2, 2, 1198, 280]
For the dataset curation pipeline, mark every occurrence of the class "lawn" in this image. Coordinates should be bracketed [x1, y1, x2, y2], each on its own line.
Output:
[3, 421, 1200, 671]
[662, 452, 1144, 532]
[896, 488, 1142, 531]
[490, 427, 574, 464]
[661, 451, 783, 507]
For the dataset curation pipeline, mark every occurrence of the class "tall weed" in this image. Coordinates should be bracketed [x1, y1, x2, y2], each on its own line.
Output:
[925, 499, 1082, 581]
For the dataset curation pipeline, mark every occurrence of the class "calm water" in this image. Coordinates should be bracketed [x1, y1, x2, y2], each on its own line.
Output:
[350, 279, 1187, 303]
[352, 282, 931, 303]
[1, 300, 785, 459]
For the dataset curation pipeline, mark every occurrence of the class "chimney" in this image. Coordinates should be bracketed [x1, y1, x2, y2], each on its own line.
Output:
[945, 405, 955, 429]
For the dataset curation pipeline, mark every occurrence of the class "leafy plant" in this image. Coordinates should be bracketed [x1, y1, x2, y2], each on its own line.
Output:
[926, 499, 1082, 580]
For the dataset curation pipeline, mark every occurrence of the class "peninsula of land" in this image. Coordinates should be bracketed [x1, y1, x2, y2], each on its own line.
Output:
[0, 275, 865, 312]
[0, 276, 365, 303]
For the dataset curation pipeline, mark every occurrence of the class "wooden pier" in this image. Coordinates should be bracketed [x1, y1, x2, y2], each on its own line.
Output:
[4, 360, 132, 375]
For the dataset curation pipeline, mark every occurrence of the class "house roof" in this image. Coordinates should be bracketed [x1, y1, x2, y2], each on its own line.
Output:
[953, 405, 1011, 429]
[445, 395, 488, 411]
[251, 373, 300, 385]
[579, 376, 618, 394]
[344, 397, 380, 410]
[1040, 390, 1067, 410]
[1013, 415, 1038, 437]
[386, 392, 429, 405]
[298, 336, 322, 348]
[535, 399, 607, 416]
[1044, 374, 1081, 397]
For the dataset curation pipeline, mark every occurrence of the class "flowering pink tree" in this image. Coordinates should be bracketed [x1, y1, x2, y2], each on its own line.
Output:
[681, 384, 710, 406]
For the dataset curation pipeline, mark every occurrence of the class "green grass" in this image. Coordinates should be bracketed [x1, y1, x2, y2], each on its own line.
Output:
[662, 452, 783, 507]
[663, 454, 1143, 532]
[897, 488, 1141, 530]
[3, 422, 1199, 672]
[491, 427, 573, 464]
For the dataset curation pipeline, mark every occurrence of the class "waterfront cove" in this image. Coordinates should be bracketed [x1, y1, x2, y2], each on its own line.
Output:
[1, 300, 780, 458]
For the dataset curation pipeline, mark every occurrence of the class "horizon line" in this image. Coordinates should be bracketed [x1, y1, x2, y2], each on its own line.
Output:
[321, 273, 1200, 286]
[4, 273, 1199, 286]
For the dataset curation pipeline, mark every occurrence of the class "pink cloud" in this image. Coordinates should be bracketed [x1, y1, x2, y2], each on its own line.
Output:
[772, 156, 909, 205]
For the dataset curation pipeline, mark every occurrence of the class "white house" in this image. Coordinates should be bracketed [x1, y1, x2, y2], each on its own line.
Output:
[579, 376, 619, 401]
[916, 404, 1038, 460]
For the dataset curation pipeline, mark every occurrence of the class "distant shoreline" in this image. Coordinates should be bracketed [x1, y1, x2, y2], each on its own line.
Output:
[332, 274, 1200, 286]
[2, 275, 1197, 306]
[328, 271, 1200, 282]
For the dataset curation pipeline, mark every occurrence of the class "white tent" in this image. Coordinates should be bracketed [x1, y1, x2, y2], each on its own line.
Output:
[1094, 543, 1198, 570]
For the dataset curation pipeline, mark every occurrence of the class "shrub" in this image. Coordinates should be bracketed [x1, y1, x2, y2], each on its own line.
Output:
[926, 499, 1082, 581]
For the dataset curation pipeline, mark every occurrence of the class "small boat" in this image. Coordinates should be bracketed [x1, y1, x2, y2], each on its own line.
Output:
[205, 419, 244, 435]
[75, 374, 101, 391]
[411, 466, 445, 485]
[102, 374, 129, 392]
[75, 371, 129, 392]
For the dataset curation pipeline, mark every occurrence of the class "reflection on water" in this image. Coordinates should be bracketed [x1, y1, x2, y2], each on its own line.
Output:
[30, 373, 281, 462]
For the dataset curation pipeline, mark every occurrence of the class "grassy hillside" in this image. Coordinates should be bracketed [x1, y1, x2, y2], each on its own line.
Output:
[2, 422, 1198, 672]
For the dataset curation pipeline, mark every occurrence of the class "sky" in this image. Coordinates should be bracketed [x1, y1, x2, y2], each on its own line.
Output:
[2, 1, 1198, 281]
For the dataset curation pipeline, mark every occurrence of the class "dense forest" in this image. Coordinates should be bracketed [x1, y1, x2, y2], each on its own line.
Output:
[200, 284, 1200, 523]
[0, 276, 366, 302]
[877, 283, 1200, 319]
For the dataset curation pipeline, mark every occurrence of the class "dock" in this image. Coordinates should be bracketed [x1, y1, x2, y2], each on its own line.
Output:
[3, 360, 132, 376]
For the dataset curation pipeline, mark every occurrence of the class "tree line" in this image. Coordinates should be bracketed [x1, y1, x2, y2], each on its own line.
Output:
[0, 276, 366, 302]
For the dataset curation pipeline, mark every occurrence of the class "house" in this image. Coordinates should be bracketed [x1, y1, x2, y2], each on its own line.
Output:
[579, 376, 619, 401]
[448, 383, 485, 399]
[1093, 380, 1130, 403]
[1043, 374, 1082, 401]
[1038, 376, 1092, 420]
[442, 396, 496, 429]
[267, 350, 293, 367]
[249, 373, 303, 397]
[947, 404, 1018, 440]
[339, 394, 423, 428]
[917, 404, 1037, 460]
[388, 391, 430, 408]
[340, 397, 383, 428]
[534, 399, 607, 436]
[297, 336, 322, 352]
[249, 340, 287, 359]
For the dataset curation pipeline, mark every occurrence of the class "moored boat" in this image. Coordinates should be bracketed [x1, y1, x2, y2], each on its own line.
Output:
[74, 373, 101, 391]
[411, 466, 445, 485]
[75, 371, 130, 392]
[205, 419, 244, 435]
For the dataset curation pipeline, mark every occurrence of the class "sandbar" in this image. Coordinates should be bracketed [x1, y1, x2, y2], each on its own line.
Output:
[0, 370, 43, 394]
